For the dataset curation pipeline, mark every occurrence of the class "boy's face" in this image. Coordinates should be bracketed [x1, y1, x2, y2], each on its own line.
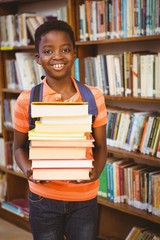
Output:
[35, 30, 76, 80]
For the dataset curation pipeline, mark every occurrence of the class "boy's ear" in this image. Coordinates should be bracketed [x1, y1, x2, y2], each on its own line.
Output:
[35, 53, 42, 65]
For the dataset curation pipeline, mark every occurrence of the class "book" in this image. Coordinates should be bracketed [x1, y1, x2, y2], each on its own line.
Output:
[32, 159, 93, 168]
[1, 198, 29, 218]
[0, 138, 5, 167]
[149, 118, 160, 156]
[18, 12, 37, 46]
[32, 168, 91, 180]
[0, 172, 7, 202]
[30, 135, 94, 147]
[116, 112, 131, 149]
[15, 52, 36, 90]
[133, 165, 149, 209]
[1, 198, 28, 217]
[98, 162, 108, 198]
[28, 129, 86, 140]
[34, 121, 92, 133]
[29, 146, 87, 159]
[31, 102, 89, 118]
[156, 137, 160, 158]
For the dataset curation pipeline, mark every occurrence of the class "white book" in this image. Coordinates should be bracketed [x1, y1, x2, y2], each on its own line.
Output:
[113, 55, 123, 96]
[6, 15, 16, 47]
[0, 16, 8, 47]
[91, 1, 97, 40]
[132, 53, 140, 97]
[32, 159, 93, 168]
[116, 112, 131, 149]
[155, 53, 160, 97]
[15, 52, 35, 90]
[146, 54, 155, 97]
[140, 55, 147, 97]
[106, 55, 116, 96]
[0, 138, 5, 167]
[95, 55, 103, 91]
[31, 102, 89, 118]
[18, 13, 37, 46]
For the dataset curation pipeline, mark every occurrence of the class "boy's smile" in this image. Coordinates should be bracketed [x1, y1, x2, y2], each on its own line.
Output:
[52, 63, 65, 71]
[35, 30, 76, 81]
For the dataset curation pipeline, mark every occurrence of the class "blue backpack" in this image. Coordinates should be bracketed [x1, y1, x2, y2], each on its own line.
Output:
[29, 79, 98, 130]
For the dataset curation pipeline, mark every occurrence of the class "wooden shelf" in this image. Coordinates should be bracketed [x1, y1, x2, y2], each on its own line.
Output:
[0, 166, 26, 179]
[107, 146, 160, 165]
[76, 35, 160, 46]
[2, 88, 21, 94]
[105, 95, 160, 103]
[98, 196, 160, 225]
[0, 45, 35, 51]
[0, 207, 30, 232]
[6, 169, 26, 179]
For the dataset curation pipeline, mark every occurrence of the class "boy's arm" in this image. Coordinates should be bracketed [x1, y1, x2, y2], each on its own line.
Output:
[13, 129, 33, 180]
[90, 124, 107, 181]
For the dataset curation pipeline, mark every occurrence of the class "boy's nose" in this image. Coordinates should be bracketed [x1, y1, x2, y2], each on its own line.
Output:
[52, 50, 63, 58]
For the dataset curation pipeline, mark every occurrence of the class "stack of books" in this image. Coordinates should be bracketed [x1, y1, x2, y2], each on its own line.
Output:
[28, 102, 94, 180]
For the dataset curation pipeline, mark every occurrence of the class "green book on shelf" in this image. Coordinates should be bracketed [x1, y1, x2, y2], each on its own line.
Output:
[98, 163, 107, 198]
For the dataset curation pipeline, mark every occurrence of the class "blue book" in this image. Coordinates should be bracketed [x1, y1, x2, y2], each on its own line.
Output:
[1, 201, 24, 217]
[74, 58, 80, 81]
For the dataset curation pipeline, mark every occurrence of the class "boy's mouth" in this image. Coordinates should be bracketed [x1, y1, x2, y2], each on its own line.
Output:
[52, 64, 64, 70]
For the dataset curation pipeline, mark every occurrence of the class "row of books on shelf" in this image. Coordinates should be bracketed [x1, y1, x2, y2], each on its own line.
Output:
[126, 226, 160, 240]
[5, 53, 79, 91]
[98, 157, 160, 217]
[0, 137, 21, 173]
[0, 6, 67, 47]
[5, 52, 45, 91]
[4, 99, 16, 129]
[29, 102, 94, 181]
[79, 0, 160, 41]
[84, 52, 160, 97]
[5, 50, 160, 97]
[106, 109, 160, 157]
[1, 198, 29, 219]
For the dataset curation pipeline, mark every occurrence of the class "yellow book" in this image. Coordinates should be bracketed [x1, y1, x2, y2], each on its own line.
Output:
[34, 121, 92, 133]
[28, 129, 86, 140]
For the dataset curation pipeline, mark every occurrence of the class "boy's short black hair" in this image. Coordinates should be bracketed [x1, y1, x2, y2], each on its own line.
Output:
[34, 20, 75, 52]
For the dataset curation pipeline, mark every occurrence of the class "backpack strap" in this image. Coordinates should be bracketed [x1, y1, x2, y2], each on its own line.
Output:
[29, 80, 98, 129]
[29, 83, 43, 130]
[75, 80, 98, 116]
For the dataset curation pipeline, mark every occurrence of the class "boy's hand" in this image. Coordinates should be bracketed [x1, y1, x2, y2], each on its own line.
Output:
[70, 168, 99, 184]
[26, 168, 49, 184]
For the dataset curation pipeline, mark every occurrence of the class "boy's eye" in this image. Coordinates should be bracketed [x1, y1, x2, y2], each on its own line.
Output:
[44, 50, 53, 55]
[62, 48, 70, 53]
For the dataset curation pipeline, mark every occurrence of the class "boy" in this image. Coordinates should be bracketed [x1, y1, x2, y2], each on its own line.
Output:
[13, 20, 107, 240]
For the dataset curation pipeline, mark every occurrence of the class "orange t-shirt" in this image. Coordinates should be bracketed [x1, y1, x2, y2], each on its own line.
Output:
[14, 77, 107, 201]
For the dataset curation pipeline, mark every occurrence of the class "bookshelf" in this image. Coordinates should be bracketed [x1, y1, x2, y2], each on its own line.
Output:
[73, 0, 160, 239]
[0, 0, 160, 239]
[0, 0, 69, 232]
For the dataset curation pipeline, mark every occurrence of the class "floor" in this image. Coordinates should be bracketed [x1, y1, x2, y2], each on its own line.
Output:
[0, 218, 118, 240]
[0, 218, 33, 240]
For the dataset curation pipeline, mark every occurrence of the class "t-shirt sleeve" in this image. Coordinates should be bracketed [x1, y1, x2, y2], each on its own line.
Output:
[13, 90, 30, 133]
[90, 87, 108, 128]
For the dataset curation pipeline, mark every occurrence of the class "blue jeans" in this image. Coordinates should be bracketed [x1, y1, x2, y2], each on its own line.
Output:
[29, 191, 98, 240]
